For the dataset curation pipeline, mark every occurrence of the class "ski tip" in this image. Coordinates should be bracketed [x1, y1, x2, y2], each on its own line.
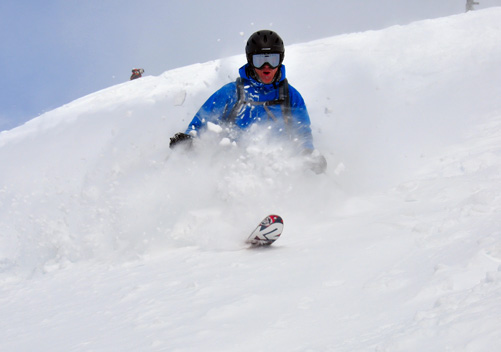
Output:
[246, 214, 284, 246]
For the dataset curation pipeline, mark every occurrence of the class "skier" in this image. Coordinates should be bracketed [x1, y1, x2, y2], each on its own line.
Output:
[169, 30, 326, 173]
[130, 68, 144, 80]
[465, 0, 479, 12]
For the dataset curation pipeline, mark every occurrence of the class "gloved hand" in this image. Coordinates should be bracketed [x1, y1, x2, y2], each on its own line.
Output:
[169, 132, 193, 150]
[303, 149, 327, 174]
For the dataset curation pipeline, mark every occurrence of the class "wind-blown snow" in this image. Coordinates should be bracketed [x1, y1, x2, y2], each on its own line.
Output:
[1, 9, 501, 351]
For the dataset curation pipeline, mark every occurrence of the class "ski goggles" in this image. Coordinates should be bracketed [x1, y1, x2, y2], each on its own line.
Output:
[252, 53, 281, 69]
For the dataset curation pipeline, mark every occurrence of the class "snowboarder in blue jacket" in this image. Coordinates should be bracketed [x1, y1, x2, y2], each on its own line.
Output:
[170, 30, 326, 173]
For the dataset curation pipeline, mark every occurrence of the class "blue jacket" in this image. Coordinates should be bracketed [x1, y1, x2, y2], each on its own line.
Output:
[185, 64, 315, 152]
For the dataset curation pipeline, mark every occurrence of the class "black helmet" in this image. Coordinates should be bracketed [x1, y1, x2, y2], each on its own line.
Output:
[246, 30, 285, 68]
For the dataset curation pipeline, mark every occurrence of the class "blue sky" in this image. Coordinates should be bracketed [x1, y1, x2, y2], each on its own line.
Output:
[1, 0, 497, 131]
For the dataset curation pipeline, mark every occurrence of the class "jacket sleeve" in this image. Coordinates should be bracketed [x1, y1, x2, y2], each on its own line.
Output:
[185, 82, 238, 136]
[288, 85, 315, 151]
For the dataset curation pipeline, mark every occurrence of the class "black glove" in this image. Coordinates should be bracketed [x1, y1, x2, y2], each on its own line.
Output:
[169, 132, 193, 150]
[311, 154, 327, 174]
[303, 150, 327, 174]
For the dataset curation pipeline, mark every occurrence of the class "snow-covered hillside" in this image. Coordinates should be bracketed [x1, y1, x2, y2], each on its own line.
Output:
[1, 8, 501, 351]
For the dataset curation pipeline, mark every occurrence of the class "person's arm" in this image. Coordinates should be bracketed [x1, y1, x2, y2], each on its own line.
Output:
[170, 82, 237, 149]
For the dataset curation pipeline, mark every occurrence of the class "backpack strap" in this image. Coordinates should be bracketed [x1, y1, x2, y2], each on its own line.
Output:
[224, 77, 246, 124]
[224, 78, 291, 125]
[279, 79, 291, 126]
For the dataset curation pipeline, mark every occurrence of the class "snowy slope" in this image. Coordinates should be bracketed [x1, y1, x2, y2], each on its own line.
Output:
[1, 8, 501, 351]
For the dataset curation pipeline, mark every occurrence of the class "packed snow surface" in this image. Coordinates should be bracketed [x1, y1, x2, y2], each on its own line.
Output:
[1, 9, 501, 351]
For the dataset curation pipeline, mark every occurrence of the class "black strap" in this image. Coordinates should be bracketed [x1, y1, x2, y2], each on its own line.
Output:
[280, 79, 291, 126]
[225, 77, 246, 123]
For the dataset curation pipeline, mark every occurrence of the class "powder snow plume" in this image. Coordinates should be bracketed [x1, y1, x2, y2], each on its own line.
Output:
[1, 8, 501, 352]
